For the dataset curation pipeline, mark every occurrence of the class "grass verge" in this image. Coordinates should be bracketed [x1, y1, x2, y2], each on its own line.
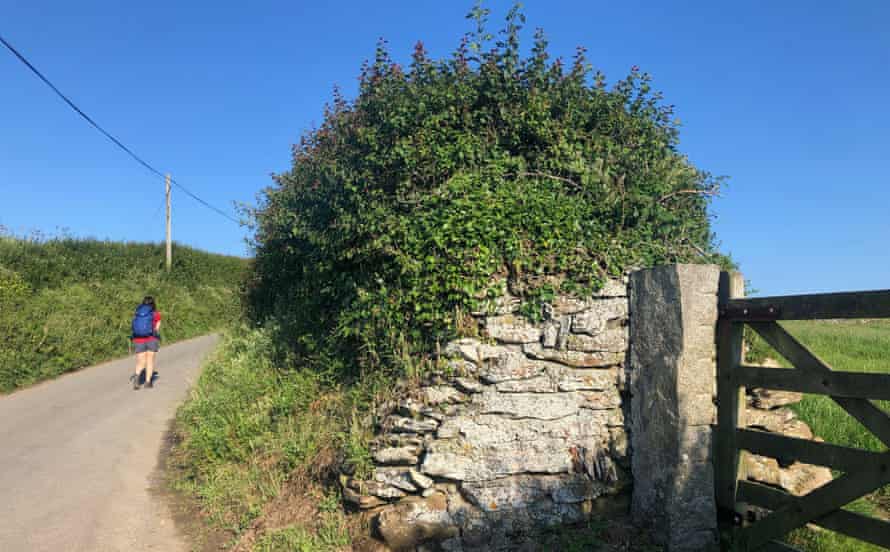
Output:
[168, 327, 383, 550]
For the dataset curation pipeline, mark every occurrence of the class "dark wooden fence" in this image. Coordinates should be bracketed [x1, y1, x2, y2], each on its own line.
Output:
[715, 271, 890, 551]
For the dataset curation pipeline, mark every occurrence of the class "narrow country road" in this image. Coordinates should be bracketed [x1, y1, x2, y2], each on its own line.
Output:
[0, 334, 219, 552]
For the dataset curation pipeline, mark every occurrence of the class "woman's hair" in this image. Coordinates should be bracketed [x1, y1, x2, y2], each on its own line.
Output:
[142, 296, 156, 310]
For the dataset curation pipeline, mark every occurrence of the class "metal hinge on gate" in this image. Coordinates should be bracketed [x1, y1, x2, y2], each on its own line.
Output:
[719, 304, 781, 321]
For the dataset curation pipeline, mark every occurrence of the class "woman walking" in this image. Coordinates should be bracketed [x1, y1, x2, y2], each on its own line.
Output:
[131, 296, 161, 390]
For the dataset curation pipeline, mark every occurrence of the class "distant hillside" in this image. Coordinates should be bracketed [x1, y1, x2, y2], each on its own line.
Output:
[0, 236, 247, 392]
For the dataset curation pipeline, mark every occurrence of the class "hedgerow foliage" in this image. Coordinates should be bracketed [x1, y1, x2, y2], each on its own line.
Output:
[0, 233, 246, 391]
[248, 4, 725, 372]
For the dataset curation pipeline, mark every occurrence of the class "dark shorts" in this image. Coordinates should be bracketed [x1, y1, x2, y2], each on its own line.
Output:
[134, 340, 159, 353]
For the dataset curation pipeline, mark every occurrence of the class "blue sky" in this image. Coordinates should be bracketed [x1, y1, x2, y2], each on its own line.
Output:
[1, 1, 888, 296]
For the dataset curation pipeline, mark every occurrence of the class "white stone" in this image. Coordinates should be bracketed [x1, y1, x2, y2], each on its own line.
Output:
[551, 281, 627, 315]
[373, 467, 419, 493]
[564, 328, 628, 353]
[460, 474, 604, 513]
[542, 321, 559, 348]
[453, 377, 484, 394]
[475, 389, 580, 420]
[388, 416, 440, 434]
[523, 342, 622, 368]
[421, 413, 618, 482]
[555, 367, 618, 391]
[478, 351, 549, 384]
[571, 298, 628, 335]
[377, 494, 458, 551]
[484, 314, 542, 344]
[422, 385, 467, 405]
[373, 446, 421, 466]
[495, 376, 556, 393]
[444, 338, 483, 363]
[409, 468, 435, 490]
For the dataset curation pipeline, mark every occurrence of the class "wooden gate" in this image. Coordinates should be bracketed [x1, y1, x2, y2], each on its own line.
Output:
[716, 271, 890, 550]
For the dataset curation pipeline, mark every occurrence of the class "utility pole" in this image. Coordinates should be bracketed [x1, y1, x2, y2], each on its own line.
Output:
[165, 173, 172, 272]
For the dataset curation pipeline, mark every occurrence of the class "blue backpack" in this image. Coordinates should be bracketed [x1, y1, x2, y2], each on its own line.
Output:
[132, 304, 155, 338]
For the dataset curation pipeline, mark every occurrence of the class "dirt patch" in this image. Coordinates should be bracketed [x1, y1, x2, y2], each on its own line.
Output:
[153, 423, 235, 552]
[229, 446, 366, 552]
[227, 479, 368, 552]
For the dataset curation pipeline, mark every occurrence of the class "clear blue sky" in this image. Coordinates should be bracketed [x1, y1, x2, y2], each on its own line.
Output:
[2, 1, 888, 296]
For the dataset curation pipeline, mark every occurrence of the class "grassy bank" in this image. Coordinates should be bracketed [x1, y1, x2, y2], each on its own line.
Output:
[750, 319, 890, 551]
[0, 235, 246, 392]
[169, 328, 382, 550]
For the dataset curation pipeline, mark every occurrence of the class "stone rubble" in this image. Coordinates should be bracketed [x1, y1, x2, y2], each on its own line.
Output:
[743, 360, 832, 498]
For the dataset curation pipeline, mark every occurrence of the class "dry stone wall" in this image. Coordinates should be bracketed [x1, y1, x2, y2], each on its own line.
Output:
[342, 279, 631, 551]
[340, 265, 833, 552]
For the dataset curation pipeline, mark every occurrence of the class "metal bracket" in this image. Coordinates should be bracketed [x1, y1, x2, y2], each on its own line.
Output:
[719, 305, 781, 321]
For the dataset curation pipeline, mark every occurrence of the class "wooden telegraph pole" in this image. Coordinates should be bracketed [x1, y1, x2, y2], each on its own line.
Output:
[165, 173, 172, 272]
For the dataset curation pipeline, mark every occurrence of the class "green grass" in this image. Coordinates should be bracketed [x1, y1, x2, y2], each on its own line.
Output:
[783, 320, 890, 452]
[0, 235, 246, 392]
[170, 328, 382, 544]
[748, 319, 890, 551]
[253, 524, 349, 552]
[252, 492, 350, 552]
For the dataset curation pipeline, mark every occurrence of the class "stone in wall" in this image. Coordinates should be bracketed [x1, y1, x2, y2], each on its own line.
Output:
[477, 350, 548, 384]
[550, 280, 628, 315]
[571, 297, 628, 335]
[563, 330, 628, 353]
[483, 314, 542, 344]
[522, 343, 623, 368]
[460, 473, 607, 512]
[376, 493, 459, 551]
[342, 280, 632, 551]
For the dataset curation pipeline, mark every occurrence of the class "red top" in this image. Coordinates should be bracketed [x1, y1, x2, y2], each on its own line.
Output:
[133, 311, 162, 343]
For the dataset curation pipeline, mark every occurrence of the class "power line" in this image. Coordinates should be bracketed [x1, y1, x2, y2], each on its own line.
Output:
[0, 32, 240, 225]
[168, 177, 240, 224]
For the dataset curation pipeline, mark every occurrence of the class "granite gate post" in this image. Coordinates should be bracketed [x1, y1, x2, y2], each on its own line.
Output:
[629, 264, 721, 551]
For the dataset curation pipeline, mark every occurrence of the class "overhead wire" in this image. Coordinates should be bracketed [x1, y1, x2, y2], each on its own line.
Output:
[0, 32, 240, 225]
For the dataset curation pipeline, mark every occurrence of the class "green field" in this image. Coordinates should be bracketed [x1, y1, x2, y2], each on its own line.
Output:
[749, 319, 890, 551]
[0, 235, 247, 392]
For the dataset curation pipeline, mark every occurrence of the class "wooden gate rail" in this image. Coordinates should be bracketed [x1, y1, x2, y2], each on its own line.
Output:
[738, 481, 890, 549]
[723, 289, 890, 321]
[736, 429, 884, 473]
[715, 277, 890, 550]
[738, 366, 890, 400]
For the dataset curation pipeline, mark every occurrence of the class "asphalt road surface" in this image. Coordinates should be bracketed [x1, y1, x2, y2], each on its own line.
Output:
[0, 334, 219, 552]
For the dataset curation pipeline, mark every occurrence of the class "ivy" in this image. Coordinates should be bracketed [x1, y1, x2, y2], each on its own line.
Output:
[246, 4, 729, 376]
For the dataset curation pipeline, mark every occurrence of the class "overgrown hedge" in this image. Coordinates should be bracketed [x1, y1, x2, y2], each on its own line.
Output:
[247, 5, 728, 374]
[0, 235, 247, 391]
